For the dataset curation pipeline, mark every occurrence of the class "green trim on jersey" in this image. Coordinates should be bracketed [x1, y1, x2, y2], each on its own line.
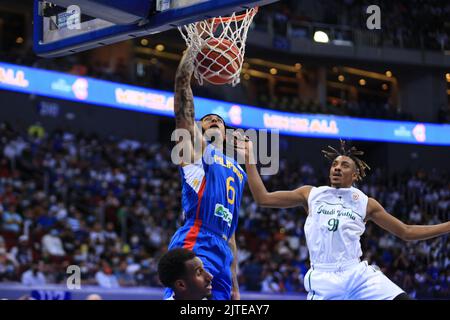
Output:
[315, 200, 364, 219]
[308, 268, 315, 300]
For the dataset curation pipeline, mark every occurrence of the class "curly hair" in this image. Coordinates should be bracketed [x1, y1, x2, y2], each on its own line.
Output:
[321, 139, 371, 181]
[158, 248, 196, 288]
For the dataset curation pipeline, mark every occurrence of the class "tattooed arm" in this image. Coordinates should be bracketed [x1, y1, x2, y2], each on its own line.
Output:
[174, 51, 204, 164]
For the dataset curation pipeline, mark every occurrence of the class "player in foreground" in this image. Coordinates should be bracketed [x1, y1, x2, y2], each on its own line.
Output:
[164, 50, 247, 300]
[235, 137, 450, 300]
[159, 248, 213, 300]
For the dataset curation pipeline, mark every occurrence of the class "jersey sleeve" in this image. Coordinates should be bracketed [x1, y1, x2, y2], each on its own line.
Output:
[181, 157, 205, 194]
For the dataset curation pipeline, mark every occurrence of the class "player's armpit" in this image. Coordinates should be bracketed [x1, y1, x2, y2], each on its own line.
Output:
[173, 124, 204, 166]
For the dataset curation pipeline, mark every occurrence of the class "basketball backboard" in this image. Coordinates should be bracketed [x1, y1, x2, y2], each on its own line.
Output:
[33, 0, 279, 58]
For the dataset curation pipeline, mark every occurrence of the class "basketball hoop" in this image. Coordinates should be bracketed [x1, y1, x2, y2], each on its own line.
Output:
[179, 7, 258, 86]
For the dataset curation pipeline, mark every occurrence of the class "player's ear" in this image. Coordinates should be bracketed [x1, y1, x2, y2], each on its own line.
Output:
[174, 279, 187, 291]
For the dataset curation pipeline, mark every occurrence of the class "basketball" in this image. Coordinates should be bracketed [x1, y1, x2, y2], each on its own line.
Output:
[195, 38, 242, 85]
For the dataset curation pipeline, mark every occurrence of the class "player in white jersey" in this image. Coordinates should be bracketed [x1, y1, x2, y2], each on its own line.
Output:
[234, 137, 450, 300]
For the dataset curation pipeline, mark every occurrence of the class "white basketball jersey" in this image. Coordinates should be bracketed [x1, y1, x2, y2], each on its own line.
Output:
[305, 186, 368, 265]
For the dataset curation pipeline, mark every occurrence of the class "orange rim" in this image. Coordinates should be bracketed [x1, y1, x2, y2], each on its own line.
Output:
[210, 7, 258, 25]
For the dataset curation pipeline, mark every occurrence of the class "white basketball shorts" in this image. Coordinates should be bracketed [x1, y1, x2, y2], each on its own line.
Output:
[304, 259, 405, 300]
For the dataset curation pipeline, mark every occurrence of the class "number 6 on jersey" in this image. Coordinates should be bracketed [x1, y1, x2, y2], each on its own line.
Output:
[226, 177, 235, 205]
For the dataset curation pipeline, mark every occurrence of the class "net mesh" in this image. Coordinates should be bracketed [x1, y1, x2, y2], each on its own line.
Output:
[179, 7, 258, 86]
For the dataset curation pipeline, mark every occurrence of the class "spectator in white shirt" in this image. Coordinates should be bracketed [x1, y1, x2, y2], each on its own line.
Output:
[21, 263, 47, 286]
[42, 229, 66, 257]
[90, 222, 105, 244]
[95, 262, 120, 288]
[2, 205, 22, 233]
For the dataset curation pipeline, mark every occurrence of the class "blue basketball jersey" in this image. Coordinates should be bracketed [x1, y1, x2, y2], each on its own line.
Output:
[164, 143, 247, 300]
[180, 143, 247, 246]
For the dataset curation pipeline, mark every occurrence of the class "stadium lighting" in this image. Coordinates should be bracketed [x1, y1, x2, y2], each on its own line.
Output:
[446, 73, 450, 82]
[359, 79, 366, 86]
[156, 44, 165, 52]
[338, 75, 345, 82]
[313, 31, 329, 43]
[385, 70, 392, 77]
[270, 68, 278, 75]
[140, 39, 149, 46]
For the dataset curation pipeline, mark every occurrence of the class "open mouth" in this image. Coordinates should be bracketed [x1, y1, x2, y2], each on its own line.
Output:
[209, 124, 220, 129]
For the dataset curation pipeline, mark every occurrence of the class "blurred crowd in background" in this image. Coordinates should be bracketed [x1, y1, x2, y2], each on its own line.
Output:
[0, 123, 448, 299]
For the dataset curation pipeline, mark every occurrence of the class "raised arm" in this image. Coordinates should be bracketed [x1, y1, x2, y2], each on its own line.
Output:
[236, 133, 311, 209]
[367, 198, 450, 241]
[174, 51, 195, 132]
[174, 51, 204, 163]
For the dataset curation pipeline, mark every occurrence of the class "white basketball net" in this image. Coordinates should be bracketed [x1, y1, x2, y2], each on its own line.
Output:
[179, 7, 258, 86]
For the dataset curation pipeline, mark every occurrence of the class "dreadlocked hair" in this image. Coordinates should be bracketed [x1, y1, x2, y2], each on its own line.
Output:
[321, 139, 371, 181]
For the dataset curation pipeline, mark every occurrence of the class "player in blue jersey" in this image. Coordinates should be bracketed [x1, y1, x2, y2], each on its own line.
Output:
[163, 50, 247, 300]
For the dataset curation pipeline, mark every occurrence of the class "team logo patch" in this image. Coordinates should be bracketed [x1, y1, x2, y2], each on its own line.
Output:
[214, 203, 232, 227]
[352, 192, 359, 201]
